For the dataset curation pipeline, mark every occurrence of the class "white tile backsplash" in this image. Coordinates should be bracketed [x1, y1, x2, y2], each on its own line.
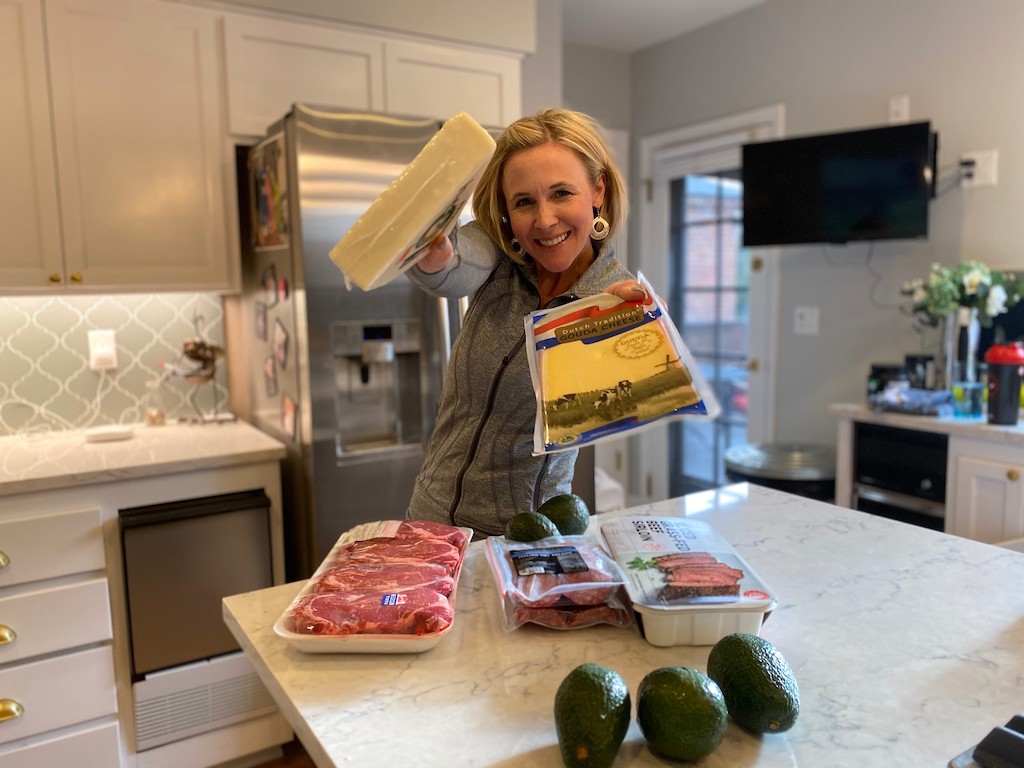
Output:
[0, 293, 228, 436]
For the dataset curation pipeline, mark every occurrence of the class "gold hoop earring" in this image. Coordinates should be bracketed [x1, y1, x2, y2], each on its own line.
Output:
[591, 211, 610, 241]
[509, 237, 523, 254]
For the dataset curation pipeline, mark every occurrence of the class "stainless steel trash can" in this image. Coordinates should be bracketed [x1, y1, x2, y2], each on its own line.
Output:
[724, 442, 836, 501]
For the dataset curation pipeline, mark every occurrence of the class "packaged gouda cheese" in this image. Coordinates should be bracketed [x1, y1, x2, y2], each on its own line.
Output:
[524, 273, 720, 454]
[329, 112, 496, 291]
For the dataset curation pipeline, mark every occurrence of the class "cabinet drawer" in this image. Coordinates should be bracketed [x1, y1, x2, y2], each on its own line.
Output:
[0, 578, 111, 664]
[0, 720, 119, 767]
[0, 508, 104, 588]
[0, 645, 116, 746]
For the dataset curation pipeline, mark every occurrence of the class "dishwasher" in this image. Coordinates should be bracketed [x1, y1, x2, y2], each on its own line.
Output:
[119, 489, 278, 752]
[851, 422, 948, 531]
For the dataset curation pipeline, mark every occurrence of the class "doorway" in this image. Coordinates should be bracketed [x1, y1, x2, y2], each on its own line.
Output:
[635, 105, 783, 502]
[668, 171, 748, 494]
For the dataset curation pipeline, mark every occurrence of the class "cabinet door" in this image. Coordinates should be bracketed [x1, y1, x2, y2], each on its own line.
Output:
[383, 39, 521, 126]
[0, 0, 64, 290]
[951, 453, 1024, 543]
[44, 0, 233, 291]
[223, 14, 384, 137]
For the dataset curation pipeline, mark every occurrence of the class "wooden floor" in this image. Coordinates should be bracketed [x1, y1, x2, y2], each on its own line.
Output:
[254, 739, 316, 768]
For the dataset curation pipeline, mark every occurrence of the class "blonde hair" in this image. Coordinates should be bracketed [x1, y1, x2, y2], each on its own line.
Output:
[472, 108, 628, 264]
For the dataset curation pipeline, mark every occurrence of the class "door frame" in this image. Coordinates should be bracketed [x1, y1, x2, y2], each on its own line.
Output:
[631, 104, 785, 504]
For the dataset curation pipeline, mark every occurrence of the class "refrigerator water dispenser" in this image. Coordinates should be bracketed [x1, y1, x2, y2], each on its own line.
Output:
[332, 319, 423, 455]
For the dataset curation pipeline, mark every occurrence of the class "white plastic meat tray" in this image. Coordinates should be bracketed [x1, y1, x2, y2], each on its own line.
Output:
[273, 521, 472, 654]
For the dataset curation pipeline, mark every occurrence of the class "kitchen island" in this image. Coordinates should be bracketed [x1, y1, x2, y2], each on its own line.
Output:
[223, 483, 1024, 767]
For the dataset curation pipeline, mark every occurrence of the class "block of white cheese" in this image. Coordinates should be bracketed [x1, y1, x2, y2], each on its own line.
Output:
[329, 112, 496, 291]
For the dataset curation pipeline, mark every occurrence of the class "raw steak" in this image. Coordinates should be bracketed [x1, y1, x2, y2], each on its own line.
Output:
[331, 536, 462, 575]
[289, 588, 454, 636]
[312, 562, 455, 597]
[395, 520, 469, 550]
[512, 602, 626, 630]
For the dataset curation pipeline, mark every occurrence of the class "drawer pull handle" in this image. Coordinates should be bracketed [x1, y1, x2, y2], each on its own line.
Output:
[1009, 469, 1020, 482]
[0, 699, 23, 723]
[0, 551, 7, 569]
[0, 626, 14, 645]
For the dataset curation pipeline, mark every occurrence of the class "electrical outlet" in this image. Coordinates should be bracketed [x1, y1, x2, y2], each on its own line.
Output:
[888, 94, 910, 124]
[88, 329, 117, 370]
[961, 149, 999, 188]
[794, 306, 820, 336]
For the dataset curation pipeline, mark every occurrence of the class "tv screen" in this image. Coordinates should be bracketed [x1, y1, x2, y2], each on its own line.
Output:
[742, 121, 936, 247]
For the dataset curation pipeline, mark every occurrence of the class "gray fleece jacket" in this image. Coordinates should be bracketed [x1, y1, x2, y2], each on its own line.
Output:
[404, 221, 633, 537]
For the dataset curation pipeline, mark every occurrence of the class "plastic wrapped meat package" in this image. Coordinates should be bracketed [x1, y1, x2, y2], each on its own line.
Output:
[273, 519, 472, 653]
[524, 272, 720, 455]
[484, 535, 634, 631]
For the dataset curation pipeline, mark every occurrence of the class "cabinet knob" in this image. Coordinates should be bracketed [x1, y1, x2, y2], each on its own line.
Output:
[1009, 469, 1020, 482]
[0, 551, 7, 569]
[48, 273, 62, 283]
[69, 272, 83, 283]
[0, 699, 23, 723]
[0, 626, 14, 645]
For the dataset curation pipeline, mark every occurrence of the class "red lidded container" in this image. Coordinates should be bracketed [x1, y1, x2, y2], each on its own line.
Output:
[984, 342, 1024, 425]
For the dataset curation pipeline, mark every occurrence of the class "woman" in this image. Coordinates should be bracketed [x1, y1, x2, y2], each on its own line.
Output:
[405, 108, 642, 538]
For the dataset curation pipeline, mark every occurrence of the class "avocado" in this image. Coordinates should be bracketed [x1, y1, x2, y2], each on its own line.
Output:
[505, 511, 559, 542]
[554, 663, 631, 768]
[706, 632, 800, 733]
[636, 666, 728, 762]
[537, 493, 590, 535]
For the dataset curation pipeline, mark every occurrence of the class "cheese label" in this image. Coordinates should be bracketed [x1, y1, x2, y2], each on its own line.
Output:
[524, 273, 720, 454]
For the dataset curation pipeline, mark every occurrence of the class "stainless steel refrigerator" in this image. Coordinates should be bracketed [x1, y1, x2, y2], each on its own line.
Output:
[238, 104, 464, 580]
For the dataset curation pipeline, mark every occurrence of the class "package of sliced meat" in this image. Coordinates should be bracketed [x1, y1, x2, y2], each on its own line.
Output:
[599, 516, 777, 647]
[484, 535, 634, 631]
[273, 519, 472, 653]
[524, 272, 720, 455]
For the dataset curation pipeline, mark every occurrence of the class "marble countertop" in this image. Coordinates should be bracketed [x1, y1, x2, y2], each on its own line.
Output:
[831, 401, 1024, 444]
[0, 419, 286, 496]
[223, 483, 1024, 768]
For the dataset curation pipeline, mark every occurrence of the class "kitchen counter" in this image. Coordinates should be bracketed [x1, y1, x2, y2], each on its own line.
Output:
[222, 484, 1024, 768]
[0, 419, 286, 496]
[830, 401, 1024, 444]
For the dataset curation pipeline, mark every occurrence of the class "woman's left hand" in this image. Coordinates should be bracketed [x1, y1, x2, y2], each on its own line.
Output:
[605, 280, 648, 302]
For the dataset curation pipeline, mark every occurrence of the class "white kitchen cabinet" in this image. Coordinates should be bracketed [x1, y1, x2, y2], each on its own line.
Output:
[223, 14, 385, 137]
[383, 38, 521, 126]
[10, 0, 235, 293]
[0, 506, 117, 764]
[947, 436, 1024, 543]
[0, 0, 64, 289]
[220, 10, 521, 136]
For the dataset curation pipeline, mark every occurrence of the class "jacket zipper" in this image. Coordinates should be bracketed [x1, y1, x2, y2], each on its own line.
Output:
[447, 334, 526, 526]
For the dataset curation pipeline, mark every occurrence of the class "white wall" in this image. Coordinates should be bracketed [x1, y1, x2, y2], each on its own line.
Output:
[616, 0, 1024, 445]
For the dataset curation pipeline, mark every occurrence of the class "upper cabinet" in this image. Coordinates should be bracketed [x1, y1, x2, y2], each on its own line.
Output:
[0, 0, 64, 289]
[0, 0, 522, 294]
[383, 39, 521, 128]
[222, 15, 522, 138]
[45, 0, 234, 292]
[0, 0, 234, 293]
[223, 15, 385, 137]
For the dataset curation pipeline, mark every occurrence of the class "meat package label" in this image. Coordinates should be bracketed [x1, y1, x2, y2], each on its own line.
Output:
[509, 546, 588, 576]
[380, 593, 409, 606]
[524, 273, 720, 455]
[600, 517, 776, 609]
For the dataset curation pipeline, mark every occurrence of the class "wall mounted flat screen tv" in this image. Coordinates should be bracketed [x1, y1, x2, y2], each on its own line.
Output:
[742, 121, 937, 247]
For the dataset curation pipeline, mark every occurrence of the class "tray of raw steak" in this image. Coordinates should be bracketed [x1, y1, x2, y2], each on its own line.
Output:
[273, 519, 472, 653]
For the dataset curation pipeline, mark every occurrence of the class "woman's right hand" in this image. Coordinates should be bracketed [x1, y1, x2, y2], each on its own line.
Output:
[416, 234, 454, 274]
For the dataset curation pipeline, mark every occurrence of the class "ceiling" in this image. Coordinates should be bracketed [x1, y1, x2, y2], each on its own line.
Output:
[560, 0, 768, 54]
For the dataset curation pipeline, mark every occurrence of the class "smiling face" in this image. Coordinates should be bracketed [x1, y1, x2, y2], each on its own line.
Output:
[502, 142, 606, 275]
